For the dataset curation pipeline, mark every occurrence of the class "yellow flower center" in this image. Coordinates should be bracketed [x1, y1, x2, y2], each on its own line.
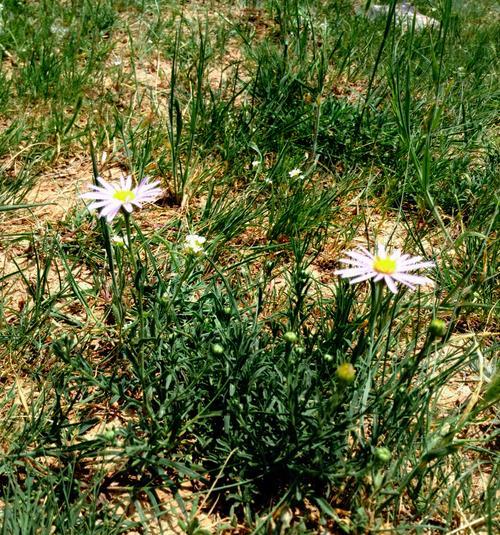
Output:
[373, 256, 397, 275]
[113, 189, 136, 203]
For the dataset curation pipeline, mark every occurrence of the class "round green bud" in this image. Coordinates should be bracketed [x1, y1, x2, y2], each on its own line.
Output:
[374, 446, 391, 463]
[336, 362, 356, 384]
[295, 346, 305, 355]
[324, 353, 334, 362]
[211, 343, 224, 355]
[223, 306, 232, 316]
[429, 319, 447, 338]
[283, 331, 298, 344]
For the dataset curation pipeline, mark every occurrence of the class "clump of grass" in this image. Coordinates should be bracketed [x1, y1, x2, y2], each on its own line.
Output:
[0, 0, 498, 533]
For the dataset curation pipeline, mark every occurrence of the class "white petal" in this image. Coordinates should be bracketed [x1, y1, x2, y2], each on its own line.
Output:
[344, 249, 372, 264]
[349, 272, 376, 284]
[376, 243, 386, 257]
[384, 276, 398, 294]
[393, 273, 433, 286]
[81, 192, 113, 201]
[101, 202, 121, 216]
[88, 201, 113, 210]
[334, 267, 372, 277]
[105, 207, 120, 222]
[97, 177, 117, 192]
[398, 260, 435, 271]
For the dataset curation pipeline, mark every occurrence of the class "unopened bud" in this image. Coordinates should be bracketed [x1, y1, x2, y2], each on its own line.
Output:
[211, 343, 224, 355]
[283, 331, 298, 344]
[374, 446, 391, 463]
[429, 319, 447, 338]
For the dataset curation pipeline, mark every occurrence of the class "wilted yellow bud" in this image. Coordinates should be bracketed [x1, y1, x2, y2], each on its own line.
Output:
[336, 362, 356, 384]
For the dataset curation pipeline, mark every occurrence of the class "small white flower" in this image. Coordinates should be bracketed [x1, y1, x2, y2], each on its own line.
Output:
[335, 243, 434, 294]
[81, 176, 162, 222]
[183, 234, 206, 256]
[251, 160, 260, 168]
[50, 22, 68, 38]
[288, 168, 304, 179]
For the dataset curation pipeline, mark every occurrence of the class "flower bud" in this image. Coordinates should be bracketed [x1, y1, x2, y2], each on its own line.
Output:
[283, 331, 298, 344]
[374, 446, 391, 463]
[211, 343, 224, 355]
[429, 319, 447, 338]
[336, 362, 356, 384]
[323, 353, 334, 362]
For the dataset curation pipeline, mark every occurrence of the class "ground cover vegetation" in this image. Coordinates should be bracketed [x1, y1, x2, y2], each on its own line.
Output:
[0, 0, 498, 532]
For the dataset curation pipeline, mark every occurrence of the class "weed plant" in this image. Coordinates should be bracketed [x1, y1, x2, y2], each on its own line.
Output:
[0, 0, 498, 533]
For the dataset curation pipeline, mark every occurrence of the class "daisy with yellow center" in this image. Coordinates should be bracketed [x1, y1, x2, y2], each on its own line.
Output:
[81, 175, 162, 222]
[335, 243, 434, 294]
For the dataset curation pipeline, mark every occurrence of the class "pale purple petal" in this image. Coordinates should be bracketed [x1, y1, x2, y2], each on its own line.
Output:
[81, 191, 113, 200]
[334, 267, 372, 277]
[384, 276, 398, 294]
[345, 249, 373, 264]
[398, 260, 434, 271]
[393, 273, 433, 286]
[105, 207, 120, 222]
[97, 177, 116, 192]
[88, 200, 112, 210]
[349, 272, 376, 284]
[100, 202, 121, 216]
[338, 260, 367, 269]
[357, 246, 375, 259]
[376, 243, 386, 257]
[399, 254, 422, 264]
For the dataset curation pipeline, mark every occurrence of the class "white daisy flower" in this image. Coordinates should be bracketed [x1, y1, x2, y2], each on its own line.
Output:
[335, 243, 434, 294]
[183, 234, 206, 256]
[288, 168, 304, 179]
[81, 176, 162, 222]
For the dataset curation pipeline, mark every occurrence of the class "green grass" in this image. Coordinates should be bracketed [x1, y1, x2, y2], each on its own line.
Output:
[0, 0, 498, 533]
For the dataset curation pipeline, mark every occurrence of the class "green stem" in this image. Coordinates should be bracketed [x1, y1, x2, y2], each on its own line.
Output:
[123, 211, 145, 381]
